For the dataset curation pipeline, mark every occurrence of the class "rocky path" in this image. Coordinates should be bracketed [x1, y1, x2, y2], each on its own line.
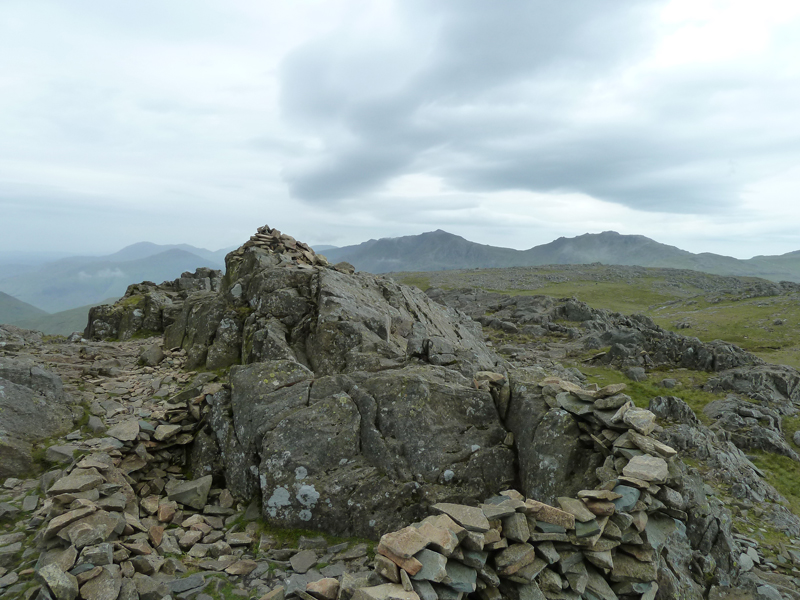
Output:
[0, 329, 382, 600]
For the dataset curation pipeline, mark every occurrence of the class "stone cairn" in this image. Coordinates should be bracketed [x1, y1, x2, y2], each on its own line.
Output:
[225, 226, 331, 270]
[346, 377, 675, 600]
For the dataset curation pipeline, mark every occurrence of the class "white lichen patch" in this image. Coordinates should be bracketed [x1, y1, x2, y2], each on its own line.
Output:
[266, 486, 292, 517]
[296, 484, 320, 509]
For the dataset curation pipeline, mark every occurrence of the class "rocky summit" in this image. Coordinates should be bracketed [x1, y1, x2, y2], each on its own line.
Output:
[2, 226, 800, 600]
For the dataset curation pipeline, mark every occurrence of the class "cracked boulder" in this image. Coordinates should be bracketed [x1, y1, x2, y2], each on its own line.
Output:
[220, 361, 516, 538]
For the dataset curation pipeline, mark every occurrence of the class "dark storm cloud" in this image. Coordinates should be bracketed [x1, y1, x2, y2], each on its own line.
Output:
[278, 0, 797, 213]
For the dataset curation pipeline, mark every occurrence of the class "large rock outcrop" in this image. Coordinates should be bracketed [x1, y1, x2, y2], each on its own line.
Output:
[72, 226, 797, 599]
[0, 357, 75, 477]
[429, 288, 763, 373]
[84, 267, 222, 341]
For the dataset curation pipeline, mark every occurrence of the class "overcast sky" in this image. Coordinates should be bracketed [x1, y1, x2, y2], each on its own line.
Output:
[2, 0, 800, 259]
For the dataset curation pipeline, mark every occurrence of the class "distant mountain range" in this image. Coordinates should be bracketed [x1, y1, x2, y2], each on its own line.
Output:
[323, 230, 800, 282]
[0, 242, 231, 315]
[5, 230, 800, 336]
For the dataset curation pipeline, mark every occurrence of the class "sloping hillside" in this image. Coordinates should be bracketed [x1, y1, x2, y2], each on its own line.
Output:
[0, 290, 47, 324]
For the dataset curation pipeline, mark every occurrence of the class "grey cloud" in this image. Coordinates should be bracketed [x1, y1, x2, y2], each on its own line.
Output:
[278, 0, 800, 213]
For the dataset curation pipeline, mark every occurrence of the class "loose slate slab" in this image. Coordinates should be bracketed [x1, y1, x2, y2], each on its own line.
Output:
[594, 394, 631, 410]
[411, 549, 448, 583]
[443, 560, 477, 593]
[378, 527, 429, 559]
[432, 503, 490, 533]
[502, 513, 530, 543]
[622, 455, 669, 483]
[36, 564, 78, 600]
[166, 475, 212, 510]
[622, 408, 657, 436]
[627, 430, 677, 459]
[106, 419, 140, 442]
[612, 485, 641, 513]
[556, 393, 595, 416]
[524, 500, 575, 530]
[422, 515, 467, 543]
[352, 584, 421, 600]
[556, 498, 596, 523]
[577, 490, 622, 502]
[495, 543, 537, 576]
[48, 473, 105, 496]
[153, 424, 182, 441]
[416, 522, 458, 556]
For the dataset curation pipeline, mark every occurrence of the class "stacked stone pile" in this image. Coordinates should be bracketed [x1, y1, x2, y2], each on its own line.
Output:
[345, 381, 682, 600]
[0, 339, 397, 600]
[225, 225, 329, 270]
[354, 488, 660, 600]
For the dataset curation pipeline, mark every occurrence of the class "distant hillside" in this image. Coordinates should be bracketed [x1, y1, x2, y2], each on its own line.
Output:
[105, 242, 233, 264]
[324, 230, 530, 272]
[0, 291, 47, 324]
[9, 298, 118, 336]
[325, 230, 800, 282]
[0, 248, 223, 313]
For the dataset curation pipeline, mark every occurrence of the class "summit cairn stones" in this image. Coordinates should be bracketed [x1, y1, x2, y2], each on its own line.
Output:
[622, 455, 669, 483]
[347, 375, 691, 599]
[378, 527, 429, 559]
[556, 497, 597, 523]
[431, 504, 490, 532]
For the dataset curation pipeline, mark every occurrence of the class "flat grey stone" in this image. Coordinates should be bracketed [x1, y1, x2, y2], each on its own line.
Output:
[612, 485, 641, 512]
[443, 560, 477, 593]
[106, 419, 140, 442]
[166, 475, 212, 510]
[290, 549, 318, 574]
[432, 503, 490, 532]
[411, 549, 448, 583]
[36, 564, 78, 600]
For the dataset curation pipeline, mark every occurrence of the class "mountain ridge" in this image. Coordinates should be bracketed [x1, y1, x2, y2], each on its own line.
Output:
[324, 229, 800, 282]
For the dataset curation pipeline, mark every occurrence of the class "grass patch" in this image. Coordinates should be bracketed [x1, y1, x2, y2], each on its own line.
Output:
[496, 277, 687, 316]
[254, 520, 375, 552]
[397, 274, 431, 291]
[748, 451, 800, 516]
[577, 365, 721, 421]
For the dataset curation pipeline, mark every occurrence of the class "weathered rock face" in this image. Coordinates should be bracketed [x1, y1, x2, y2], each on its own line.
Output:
[705, 364, 800, 405]
[703, 395, 799, 459]
[0, 357, 75, 478]
[84, 267, 222, 341]
[166, 252, 498, 377]
[221, 362, 515, 538]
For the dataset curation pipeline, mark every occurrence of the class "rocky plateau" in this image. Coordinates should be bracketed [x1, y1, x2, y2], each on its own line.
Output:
[2, 226, 800, 600]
